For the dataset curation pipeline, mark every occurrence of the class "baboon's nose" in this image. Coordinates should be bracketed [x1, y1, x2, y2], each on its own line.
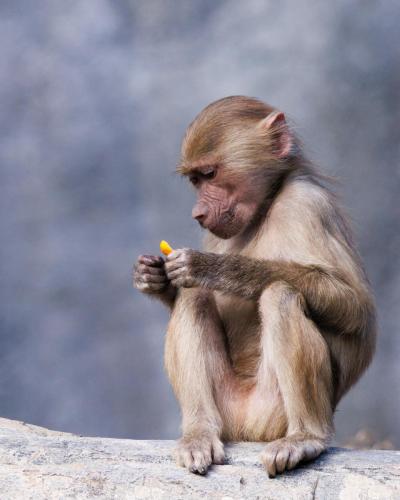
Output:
[192, 204, 208, 225]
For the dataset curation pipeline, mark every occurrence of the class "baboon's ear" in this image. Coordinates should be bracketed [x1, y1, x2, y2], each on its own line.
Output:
[258, 111, 293, 158]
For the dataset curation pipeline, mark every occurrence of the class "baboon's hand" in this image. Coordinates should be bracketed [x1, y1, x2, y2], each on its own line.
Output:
[165, 248, 208, 288]
[133, 255, 170, 294]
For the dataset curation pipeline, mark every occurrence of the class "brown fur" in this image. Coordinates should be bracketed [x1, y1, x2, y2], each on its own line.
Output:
[133, 96, 377, 477]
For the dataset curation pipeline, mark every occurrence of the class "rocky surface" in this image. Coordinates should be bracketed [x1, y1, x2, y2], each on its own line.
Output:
[0, 418, 399, 499]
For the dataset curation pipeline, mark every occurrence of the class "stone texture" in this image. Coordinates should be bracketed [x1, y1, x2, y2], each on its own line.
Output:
[0, 417, 399, 499]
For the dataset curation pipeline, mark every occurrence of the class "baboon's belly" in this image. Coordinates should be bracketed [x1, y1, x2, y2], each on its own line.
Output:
[214, 292, 261, 379]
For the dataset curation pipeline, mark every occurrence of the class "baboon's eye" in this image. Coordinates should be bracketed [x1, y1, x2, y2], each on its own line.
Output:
[189, 175, 199, 186]
[202, 167, 216, 180]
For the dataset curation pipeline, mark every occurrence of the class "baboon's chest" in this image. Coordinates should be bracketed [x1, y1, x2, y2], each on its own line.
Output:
[214, 292, 261, 379]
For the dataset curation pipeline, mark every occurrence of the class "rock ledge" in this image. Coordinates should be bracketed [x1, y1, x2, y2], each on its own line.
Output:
[0, 417, 399, 499]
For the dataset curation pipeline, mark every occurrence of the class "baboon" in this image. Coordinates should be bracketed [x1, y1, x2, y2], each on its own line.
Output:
[133, 96, 376, 476]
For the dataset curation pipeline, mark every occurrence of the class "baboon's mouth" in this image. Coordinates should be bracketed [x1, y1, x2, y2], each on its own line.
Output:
[210, 212, 240, 239]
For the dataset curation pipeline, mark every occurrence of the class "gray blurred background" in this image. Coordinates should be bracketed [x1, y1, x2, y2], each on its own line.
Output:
[0, 0, 399, 446]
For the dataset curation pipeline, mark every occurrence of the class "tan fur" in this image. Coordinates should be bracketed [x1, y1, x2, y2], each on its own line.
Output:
[136, 96, 376, 476]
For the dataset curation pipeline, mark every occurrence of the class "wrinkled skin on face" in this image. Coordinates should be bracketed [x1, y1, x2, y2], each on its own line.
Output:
[190, 167, 265, 239]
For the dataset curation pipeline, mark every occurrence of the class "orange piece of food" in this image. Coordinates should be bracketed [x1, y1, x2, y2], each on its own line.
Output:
[160, 240, 173, 256]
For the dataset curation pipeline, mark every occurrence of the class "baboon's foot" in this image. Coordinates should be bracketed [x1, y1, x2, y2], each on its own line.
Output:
[175, 432, 225, 475]
[261, 434, 326, 477]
